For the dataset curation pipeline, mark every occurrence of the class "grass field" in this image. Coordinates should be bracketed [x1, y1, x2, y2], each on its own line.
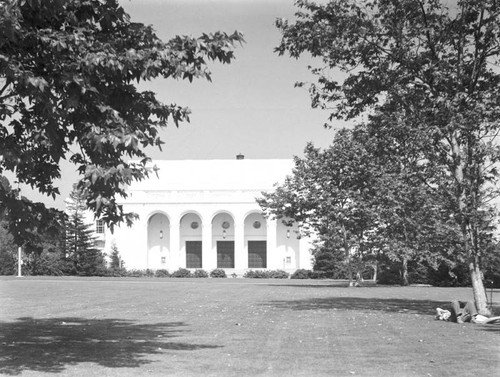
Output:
[1, 277, 499, 377]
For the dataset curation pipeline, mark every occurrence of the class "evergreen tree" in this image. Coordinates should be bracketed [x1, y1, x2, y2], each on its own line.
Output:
[107, 241, 126, 276]
[65, 189, 105, 276]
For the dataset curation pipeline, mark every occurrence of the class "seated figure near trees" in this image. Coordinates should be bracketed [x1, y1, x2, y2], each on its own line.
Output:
[436, 301, 500, 324]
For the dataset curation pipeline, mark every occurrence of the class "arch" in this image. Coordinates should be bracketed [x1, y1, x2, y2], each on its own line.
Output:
[212, 212, 235, 269]
[242, 209, 265, 220]
[179, 209, 204, 224]
[147, 210, 171, 224]
[209, 210, 236, 224]
[211, 212, 234, 239]
[244, 213, 267, 268]
[244, 212, 267, 237]
[147, 213, 170, 269]
[180, 212, 203, 269]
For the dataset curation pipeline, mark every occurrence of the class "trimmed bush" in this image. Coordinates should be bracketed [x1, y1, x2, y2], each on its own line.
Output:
[244, 270, 268, 278]
[291, 269, 311, 279]
[210, 268, 227, 278]
[155, 269, 170, 278]
[171, 268, 193, 278]
[244, 270, 290, 279]
[193, 269, 209, 278]
[268, 270, 289, 279]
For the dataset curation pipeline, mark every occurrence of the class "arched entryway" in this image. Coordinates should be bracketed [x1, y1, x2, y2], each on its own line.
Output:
[147, 213, 170, 269]
[180, 212, 203, 269]
[244, 213, 267, 268]
[212, 212, 235, 268]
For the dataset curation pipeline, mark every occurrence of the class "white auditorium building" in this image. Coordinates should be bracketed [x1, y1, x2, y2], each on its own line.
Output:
[98, 156, 314, 274]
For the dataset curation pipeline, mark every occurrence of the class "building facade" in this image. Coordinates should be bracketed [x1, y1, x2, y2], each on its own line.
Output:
[101, 158, 313, 274]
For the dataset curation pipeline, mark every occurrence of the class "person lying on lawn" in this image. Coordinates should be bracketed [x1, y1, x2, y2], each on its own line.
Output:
[435, 300, 500, 324]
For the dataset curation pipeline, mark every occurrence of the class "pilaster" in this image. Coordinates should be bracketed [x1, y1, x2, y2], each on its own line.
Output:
[266, 219, 277, 269]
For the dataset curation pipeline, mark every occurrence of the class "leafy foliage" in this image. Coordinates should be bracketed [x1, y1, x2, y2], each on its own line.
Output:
[290, 269, 311, 279]
[276, 0, 500, 312]
[154, 269, 170, 278]
[0, 0, 244, 230]
[64, 188, 106, 276]
[193, 269, 209, 278]
[171, 268, 193, 278]
[243, 269, 290, 279]
[209, 268, 227, 278]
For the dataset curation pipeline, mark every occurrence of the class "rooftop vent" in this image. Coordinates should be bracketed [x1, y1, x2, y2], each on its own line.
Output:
[236, 153, 245, 160]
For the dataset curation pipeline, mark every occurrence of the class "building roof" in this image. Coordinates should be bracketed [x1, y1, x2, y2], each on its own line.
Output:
[129, 159, 293, 192]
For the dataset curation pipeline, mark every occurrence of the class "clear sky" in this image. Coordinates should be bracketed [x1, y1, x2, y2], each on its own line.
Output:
[22, 0, 346, 209]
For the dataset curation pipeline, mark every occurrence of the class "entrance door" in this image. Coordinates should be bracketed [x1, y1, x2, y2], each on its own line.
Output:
[248, 241, 267, 268]
[186, 241, 202, 268]
[217, 241, 234, 268]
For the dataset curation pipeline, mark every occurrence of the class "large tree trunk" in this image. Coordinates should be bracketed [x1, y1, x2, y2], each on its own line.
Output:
[468, 229, 490, 315]
[450, 132, 491, 315]
[470, 260, 489, 315]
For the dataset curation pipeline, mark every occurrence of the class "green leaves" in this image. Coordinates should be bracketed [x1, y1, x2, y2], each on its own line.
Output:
[277, 0, 499, 305]
[0, 0, 243, 228]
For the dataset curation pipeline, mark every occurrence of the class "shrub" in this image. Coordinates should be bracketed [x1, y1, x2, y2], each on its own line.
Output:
[107, 267, 128, 277]
[268, 270, 289, 279]
[193, 269, 209, 278]
[309, 270, 327, 279]
[155, 269, 170, 278]
[171, 268, 193, 278]
[210, 268, 227, 278]
[244, 270, 268, 278]
[291, 269, 311, 279]
[127, 269, 147, 277]
[126, 269, 155, 277]
[244, 270, 289, 279]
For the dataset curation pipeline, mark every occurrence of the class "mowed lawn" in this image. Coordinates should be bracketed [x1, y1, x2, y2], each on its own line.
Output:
[0, 277, 499, 377]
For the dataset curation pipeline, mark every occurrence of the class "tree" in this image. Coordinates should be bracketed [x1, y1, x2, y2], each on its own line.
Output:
[109, 241, 122, 269]
[0, 176, 16, 275]
[0, 175, 66, 274]
[0, 219, 16, 275]
[259, 129, 380, 286]
[64, 188, 105, 276]
[107, 241, 126, 276]
[276, 0, 500, 314]
[259, 127, 457, 286]
[0, 0, 244, 231]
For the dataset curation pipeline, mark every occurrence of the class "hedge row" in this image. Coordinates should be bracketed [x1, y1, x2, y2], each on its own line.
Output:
[121, 268, 227, 278]
[243, 269, 289, 279]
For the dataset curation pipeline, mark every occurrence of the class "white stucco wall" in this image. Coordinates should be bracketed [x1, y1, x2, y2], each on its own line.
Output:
[102, 159, 314, 273]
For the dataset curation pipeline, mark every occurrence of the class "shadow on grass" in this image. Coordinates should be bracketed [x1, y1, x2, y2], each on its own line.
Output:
[267, 296, 449, 316]
[267, 296, 500, 333]
[0, 317, 221, 375]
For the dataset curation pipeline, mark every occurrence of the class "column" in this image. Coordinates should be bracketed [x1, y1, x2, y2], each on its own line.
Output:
[299, 235, 313, 270]
[234, 218, 245, 270]
[170, 218, 180, 270]
[266, 219, 277, 269]
[202, 221, 214, 270]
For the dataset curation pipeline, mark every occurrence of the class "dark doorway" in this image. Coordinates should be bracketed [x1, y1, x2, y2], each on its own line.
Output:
[217, 241, 235, 268]
[186, 241, 202, 268]
[248, 241, 267, 268]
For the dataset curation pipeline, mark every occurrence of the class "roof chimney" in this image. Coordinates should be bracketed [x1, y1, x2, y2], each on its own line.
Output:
[236, 153, 245, 160]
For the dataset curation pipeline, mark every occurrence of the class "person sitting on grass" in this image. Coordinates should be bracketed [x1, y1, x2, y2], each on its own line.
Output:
[436, 300, 500, 324]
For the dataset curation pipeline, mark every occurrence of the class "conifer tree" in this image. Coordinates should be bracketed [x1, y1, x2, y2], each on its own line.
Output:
[65, 188, 105, 276]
